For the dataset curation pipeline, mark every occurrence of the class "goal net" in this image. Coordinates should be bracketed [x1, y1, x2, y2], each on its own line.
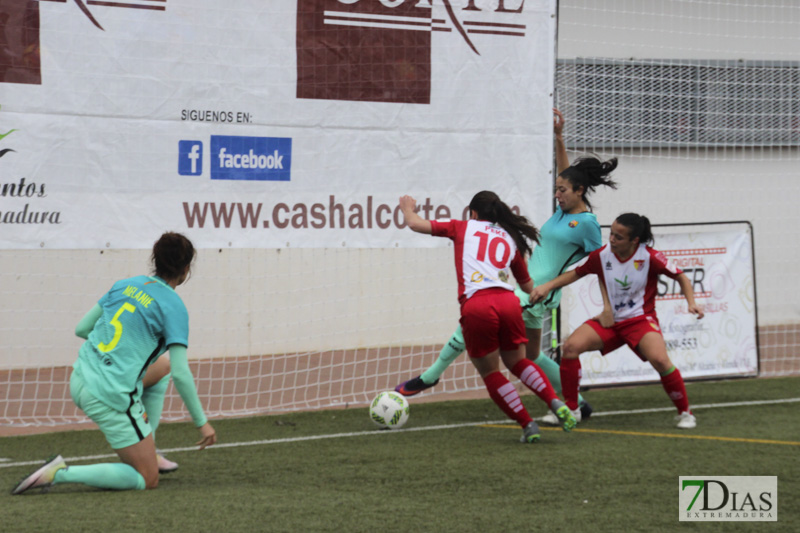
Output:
[554, 0, 800, 379]
[2, 1, 798, 429]
[0, 0, 556, 427]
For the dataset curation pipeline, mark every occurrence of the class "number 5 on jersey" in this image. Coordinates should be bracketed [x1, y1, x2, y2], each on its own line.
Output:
[98, 303, 136, 353]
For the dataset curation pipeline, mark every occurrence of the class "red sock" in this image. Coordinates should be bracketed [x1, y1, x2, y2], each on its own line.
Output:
[510, 359, 558, 406]
[559, 358, 582, 410]
[660, 367, 690, 413]
[483, 371, 533, 428]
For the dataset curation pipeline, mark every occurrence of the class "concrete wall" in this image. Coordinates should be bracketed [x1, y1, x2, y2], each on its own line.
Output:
[2, 1, 797, 372]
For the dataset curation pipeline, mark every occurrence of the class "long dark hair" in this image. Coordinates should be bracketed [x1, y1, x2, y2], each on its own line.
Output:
[151, 232, 196, 283]
[615, 213, 654, 247]
[468, 191, 540, 257]
[559, 156, 618, 211]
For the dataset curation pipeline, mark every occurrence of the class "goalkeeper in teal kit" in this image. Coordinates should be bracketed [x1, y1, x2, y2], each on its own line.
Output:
[396, 110, 619, 423]
[13, 233, 216, 495]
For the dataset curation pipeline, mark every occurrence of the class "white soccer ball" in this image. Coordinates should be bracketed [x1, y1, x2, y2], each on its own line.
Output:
[369, 391, 410, 429]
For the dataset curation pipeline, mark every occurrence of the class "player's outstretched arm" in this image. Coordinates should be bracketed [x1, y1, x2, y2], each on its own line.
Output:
[676, 273, 704, 319]
[553, 108, 570, 175]
[518, 278, 533, 295]
[196, 422, 216, 450]
[75, 304, 103, 339]
[592, 276, 614, 327]
[399, 195, 432, 234]
[169, 344, 217, 448]
[530, 269, 580, 304]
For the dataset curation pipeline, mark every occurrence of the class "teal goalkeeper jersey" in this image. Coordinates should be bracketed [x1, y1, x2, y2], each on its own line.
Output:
[75, 275, 189, 412]
[528, 207, 602, 307]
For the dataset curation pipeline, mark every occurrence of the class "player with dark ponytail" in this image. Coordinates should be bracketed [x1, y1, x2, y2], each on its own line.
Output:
[559, 155, 618, 212]
[531, 213, 704, 429]
[467, 190, 540, 257]
[614, 212, 653, 246]
[397, 110, 619, 427]
[13, 232, 216, 495]
[399, 191, 576, 443]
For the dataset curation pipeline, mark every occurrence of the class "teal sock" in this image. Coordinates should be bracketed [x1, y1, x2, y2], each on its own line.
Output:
[421, 327, 465, 384]
[533, 351, 585, 405]
[142, 373, 170, 436]
[54, 463, 146, 491]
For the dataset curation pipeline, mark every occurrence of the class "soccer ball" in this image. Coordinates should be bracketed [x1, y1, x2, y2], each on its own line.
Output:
[369, 391, 410, 429]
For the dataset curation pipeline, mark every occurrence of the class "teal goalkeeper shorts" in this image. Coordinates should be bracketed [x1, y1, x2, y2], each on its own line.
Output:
[70, 367, 152, 449]
[514, 286, 560, 330]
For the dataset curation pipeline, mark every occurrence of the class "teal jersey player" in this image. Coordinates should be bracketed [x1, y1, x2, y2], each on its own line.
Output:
[515, 207, 602, 324]
[75, 275, 189, 412]
[395, 108, 619, 425]
[13, 233, 216, 496]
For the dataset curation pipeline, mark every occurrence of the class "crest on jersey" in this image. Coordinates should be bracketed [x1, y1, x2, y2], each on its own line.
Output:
[634, 260, 645, 270]
[569, 220, 579, 228]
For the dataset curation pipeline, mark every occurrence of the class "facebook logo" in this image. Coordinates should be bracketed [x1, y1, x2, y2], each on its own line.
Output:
[210, 135, 292, 181]
[178, 140, 203, 176]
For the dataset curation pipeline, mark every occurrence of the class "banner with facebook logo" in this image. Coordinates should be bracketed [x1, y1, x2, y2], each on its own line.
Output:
[0, 0, 555, 249]
[209, 136, 291, 181]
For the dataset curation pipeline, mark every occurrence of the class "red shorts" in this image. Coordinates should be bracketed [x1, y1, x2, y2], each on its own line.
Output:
[586, 314, 662, 361]
[460, 288, 528, 358]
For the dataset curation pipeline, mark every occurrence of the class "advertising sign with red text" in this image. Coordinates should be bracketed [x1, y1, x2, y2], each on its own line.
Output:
[1, 0, 556, 249]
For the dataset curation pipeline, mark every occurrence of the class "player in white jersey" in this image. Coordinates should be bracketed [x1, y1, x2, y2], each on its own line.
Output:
[399, 191, 576, 443]
[531, 213, 704, 429]
[396, 109, 619, 426]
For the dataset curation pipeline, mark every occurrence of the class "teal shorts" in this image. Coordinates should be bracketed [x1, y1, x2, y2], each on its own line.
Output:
[514, 287, 560, 330]
[70, 368, 151, 449]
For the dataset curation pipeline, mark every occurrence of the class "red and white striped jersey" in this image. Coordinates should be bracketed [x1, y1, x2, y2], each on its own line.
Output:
[431, 219, 531, 304]
[575, 244, 682, 322]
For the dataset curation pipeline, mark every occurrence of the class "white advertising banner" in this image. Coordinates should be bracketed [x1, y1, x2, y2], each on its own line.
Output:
[0, 0, 556, 249]
[561, 225, 758, 385]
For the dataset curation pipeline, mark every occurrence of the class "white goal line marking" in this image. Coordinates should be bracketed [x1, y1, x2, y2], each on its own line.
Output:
[2, 397, 798, 469]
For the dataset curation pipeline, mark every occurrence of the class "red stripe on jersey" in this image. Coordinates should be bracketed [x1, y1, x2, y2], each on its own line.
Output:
[643, 246, 681, 316]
